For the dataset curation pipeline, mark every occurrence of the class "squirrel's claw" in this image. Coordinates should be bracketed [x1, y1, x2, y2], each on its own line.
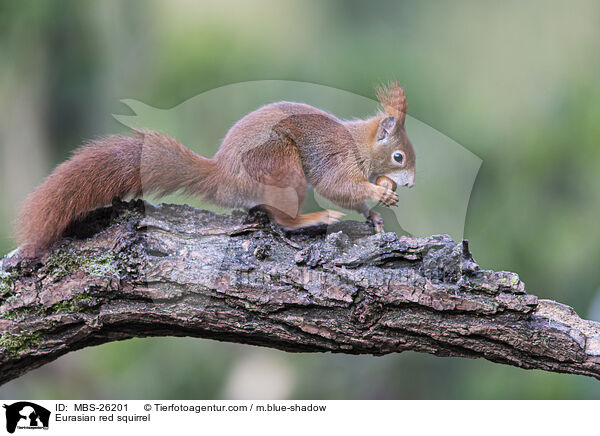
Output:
[375, 185, 399, 207]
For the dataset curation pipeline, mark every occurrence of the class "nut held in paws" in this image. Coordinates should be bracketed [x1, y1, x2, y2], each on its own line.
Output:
[376, 176, 397, 192]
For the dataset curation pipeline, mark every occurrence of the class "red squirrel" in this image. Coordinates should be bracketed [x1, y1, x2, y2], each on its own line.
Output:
[17, 81, 415, 257]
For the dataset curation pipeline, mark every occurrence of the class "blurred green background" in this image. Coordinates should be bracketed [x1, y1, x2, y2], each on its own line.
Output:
[1, 0, 600, 399]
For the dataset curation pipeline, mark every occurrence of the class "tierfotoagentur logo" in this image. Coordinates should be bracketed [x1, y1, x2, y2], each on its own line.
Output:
[113, 80, 481, 295]
[115, 80, 481, 244]
[2, 402, 50, 434]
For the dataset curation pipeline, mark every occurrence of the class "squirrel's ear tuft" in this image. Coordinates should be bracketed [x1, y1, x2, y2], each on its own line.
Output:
[376, 115, 397, 141]
[376, 81, 407, 126]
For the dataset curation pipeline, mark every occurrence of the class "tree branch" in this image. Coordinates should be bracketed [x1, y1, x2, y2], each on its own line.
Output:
[1, 200, 599, 385]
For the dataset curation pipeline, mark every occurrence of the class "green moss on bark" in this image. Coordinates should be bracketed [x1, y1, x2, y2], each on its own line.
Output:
[45, 247, 118, 279]
[0, 332, 43, 356]
[1, 294, 93, 321]
[0, 269, 18, 299]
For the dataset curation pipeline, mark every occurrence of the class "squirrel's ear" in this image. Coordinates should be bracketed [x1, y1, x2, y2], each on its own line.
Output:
[376, 116, 397, 141]
[376, 81, 407, 126]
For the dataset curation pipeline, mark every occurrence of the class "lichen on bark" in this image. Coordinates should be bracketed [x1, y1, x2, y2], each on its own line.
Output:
[1, 199, 600, 385]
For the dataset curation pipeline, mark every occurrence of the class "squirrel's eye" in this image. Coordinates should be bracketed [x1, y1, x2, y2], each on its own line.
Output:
[392, 151, 404, 164]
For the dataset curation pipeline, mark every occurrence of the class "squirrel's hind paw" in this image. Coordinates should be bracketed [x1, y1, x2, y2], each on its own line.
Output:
[367, 210, 385, 233]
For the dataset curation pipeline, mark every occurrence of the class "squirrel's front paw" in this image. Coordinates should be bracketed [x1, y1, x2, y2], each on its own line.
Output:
[374, 185, 399, 207]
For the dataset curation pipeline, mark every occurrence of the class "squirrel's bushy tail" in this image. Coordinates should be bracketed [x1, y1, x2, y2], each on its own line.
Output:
[17, 130, 216, 256]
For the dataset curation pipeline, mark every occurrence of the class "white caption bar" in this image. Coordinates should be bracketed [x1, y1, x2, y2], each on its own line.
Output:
[0, 400, 596, 436]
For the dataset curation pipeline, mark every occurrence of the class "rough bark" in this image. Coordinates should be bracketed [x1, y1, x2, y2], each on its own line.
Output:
[1, 200, 599, 386]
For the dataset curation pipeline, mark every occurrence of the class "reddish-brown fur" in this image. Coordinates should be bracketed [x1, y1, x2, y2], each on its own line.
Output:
[17, 83, 415, 256]
[17, 130, 214, 256]
[376, 80, 407, 124]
